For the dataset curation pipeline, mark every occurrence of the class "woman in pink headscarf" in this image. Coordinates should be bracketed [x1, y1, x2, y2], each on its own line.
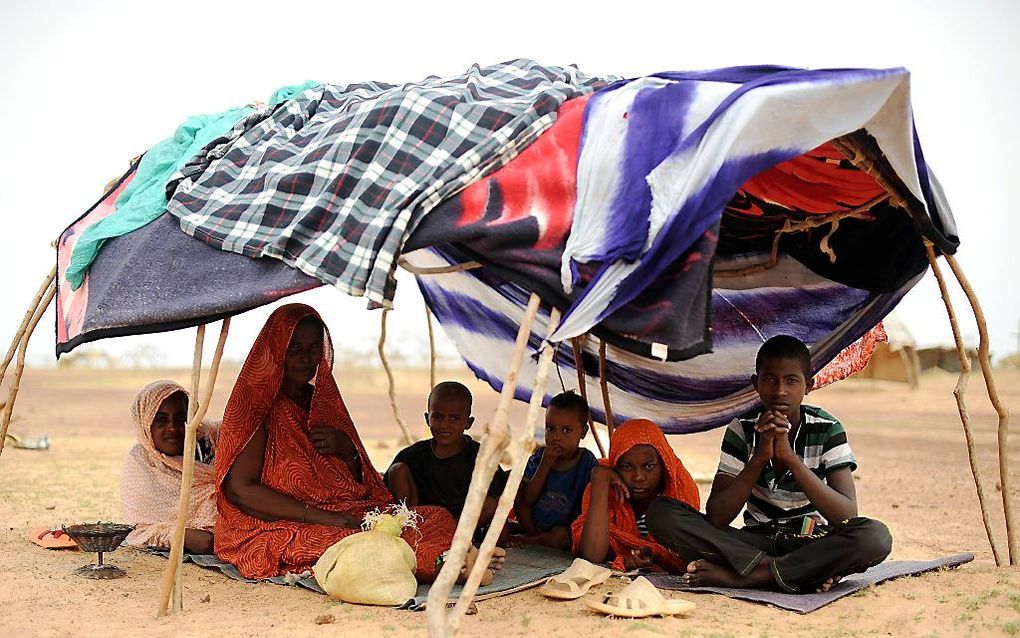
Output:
[119, 380, 218, 554]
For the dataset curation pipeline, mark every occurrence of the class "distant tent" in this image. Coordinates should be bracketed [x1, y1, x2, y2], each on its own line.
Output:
[918, 345, 980, 373]
[853, 318, 921, 388]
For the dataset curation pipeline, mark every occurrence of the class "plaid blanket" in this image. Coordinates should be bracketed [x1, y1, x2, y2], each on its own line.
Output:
[166, 59, 609, 307]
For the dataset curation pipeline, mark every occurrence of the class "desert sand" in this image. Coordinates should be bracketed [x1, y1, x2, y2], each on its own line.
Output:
[1, 365, 1018, 637]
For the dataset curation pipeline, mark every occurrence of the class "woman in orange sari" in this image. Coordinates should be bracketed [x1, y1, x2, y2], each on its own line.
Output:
[571, 419, 700, 572]
[216, 303, 481, 581]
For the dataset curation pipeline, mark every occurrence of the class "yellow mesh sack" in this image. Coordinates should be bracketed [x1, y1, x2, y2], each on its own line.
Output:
[313, 505, 419, 605]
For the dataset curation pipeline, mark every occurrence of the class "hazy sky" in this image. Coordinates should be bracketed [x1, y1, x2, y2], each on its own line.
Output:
[1, 0, 1017, 368]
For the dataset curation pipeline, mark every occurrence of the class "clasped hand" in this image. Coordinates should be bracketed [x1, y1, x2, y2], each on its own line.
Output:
[752, 410, 797, 463]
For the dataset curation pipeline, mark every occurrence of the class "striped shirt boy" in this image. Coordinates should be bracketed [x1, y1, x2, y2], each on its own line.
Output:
[717, 404, 857, 527]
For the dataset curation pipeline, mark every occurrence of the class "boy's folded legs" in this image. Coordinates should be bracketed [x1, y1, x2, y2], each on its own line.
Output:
[770, 516, 892, 593]
[648, 496, 893, 593]
[646, 496, 771, 576]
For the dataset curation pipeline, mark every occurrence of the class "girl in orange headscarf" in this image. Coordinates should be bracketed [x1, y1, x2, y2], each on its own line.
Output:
[571, 419, 700, 572]
[215, 304, 461, 581]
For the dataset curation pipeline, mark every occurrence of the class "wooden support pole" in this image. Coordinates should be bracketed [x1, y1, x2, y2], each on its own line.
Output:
[924, 243, 1003, 566]
[447, 307, 562, 633]
[425, 305, 437, 390]
[598, 339, 615, 436]
[397, 257, 482, 275]
[427, 293, 542, 638]
[188, 326, 206, 422]
[174, 324, 206, 611]
[944, 253, 1017, 564]
[1, 266, 56, 386]
[157, 318, 230, 617]
[0, 282, 56, 459]
[379, 308, 415, 446]
[570, 337, 607, 458]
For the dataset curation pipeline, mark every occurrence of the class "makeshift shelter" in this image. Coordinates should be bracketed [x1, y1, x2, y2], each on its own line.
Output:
[853, 318, 922, 388]
[0, 60, 1013, 637]
[918, 345, 980, 373]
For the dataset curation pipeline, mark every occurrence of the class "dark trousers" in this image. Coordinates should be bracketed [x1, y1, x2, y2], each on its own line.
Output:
[646, 497, 892, 593]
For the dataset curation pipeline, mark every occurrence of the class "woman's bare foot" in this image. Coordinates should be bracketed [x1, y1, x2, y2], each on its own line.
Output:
[681, 559, 775, 589]
[459, 545, 495, 586]
[505, 535, 529, 549]
[489, 546, 507, 571]
[816, 575, 842, 592]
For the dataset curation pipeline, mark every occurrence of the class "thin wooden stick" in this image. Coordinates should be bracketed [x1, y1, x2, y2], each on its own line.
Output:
[158, 318, 230, 617]
[714, 197, 884, 278]
[924, 243, 1003, 565]
[188, 326, 205, 421]
[174, 324, 206, 611]
[1, 266, 56, 386]
[830, 135, 909, 210]
[447, 308, 562, 633]
[397, 257, 482, 275]
[944, 252, 1017, 564]
[379, 309, 414, 446]
[896, 348, 917, 390]
[427, 293, 542, 638]
[0, 283, 56, 459]
[570, 337, 607, 458]
[598, 339, 615, 436]
[425, 305, 437, 390]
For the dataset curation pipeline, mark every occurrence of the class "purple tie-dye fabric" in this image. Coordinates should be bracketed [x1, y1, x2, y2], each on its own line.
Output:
[601, 82, 697, 264]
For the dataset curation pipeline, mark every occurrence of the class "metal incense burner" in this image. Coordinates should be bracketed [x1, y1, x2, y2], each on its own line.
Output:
[61, 522, 135, 579]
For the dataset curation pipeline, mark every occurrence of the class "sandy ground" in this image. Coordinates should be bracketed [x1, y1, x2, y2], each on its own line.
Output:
[1, 366, 1019, 637]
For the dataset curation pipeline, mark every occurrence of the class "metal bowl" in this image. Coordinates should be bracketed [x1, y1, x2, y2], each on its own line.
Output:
[61, 522, 135, 553]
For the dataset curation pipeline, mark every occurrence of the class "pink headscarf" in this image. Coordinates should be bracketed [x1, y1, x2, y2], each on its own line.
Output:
[119, 380, 218, 548]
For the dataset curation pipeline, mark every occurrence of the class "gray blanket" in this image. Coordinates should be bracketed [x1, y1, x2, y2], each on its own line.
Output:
[145, 544, 573, 609]
[644, 553, 974, 613]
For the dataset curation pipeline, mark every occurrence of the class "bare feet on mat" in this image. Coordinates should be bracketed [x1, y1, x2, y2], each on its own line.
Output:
[505, 528, 570, 551]
[489, 546, 507, 571]
[816, 575, 842, 592]
[681, 559, 775, 589]
[505, 535, 529, 549]
[459, 545, 495, 586]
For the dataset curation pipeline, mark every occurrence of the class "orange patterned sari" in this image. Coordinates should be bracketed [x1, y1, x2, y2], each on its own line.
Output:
[214, 303, 455, 580]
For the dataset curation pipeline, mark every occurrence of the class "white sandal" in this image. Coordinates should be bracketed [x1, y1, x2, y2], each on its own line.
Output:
[585, 576, 695, 617]
[539, 558, 612, 600]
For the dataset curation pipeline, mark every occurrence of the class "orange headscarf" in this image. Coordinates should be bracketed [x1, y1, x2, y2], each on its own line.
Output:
[571, 419, 701, 572]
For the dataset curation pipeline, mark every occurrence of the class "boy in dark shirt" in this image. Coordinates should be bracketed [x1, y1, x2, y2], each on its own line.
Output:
[386, 381, 506, 527]
[646, 335, 892, 592]
[513, 391, 598, 549]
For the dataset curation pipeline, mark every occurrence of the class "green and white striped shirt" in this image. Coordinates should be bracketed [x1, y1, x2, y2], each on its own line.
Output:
[717, 405, 857, 527]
